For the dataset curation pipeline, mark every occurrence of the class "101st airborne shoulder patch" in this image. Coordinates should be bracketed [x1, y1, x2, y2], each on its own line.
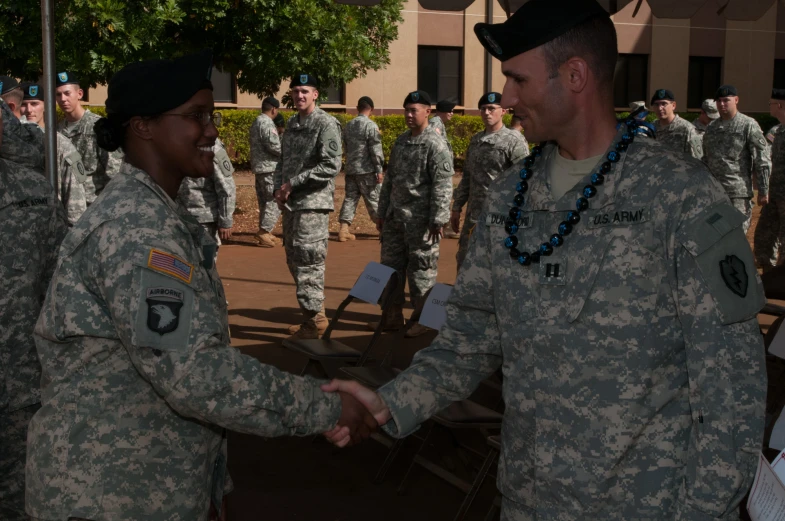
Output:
[146, 287, 184, 335]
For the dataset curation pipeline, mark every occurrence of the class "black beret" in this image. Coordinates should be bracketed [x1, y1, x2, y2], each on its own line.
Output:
[55, 71, 79, 87]
[436, 100, 457, 113]
[262, 96, 280, 109]
[772, 89, 785, 101]
[474, 0, 607, 63]
[478, 92, 502, 108]
[403, 90, 432, 107]
[273, 114, 286, 127]
[650, 89, 675, 104]
[0, 76, 20, 95]
[290, 73, 319, 89]
[105, 50, 213, 117]
[358, 96, 374, 109]
[21, 82, 43, 101]
[715, 85, 738, 99]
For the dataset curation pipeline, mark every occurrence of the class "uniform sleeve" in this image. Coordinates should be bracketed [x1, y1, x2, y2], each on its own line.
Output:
[213, 166, 236, 229]
[273, 153, 283, 191]
[428, 143, 454, 226]
[377, 205, 503, 437]
[41, 196, 69, 300]
[452, 157, 470, 212]
[249, 120, 264, 175]
[60, 157, 87, 226]
[86, 231, 342, 437]
[510, 134, 529, 164]
[377, 154, 393, 220]
[686, 126, 703, 160]
[369, 122, 384, 173]
[288, 122, 342, 190]
[670, 175, 766, 520]
[264, 126, 282, 158]
[748, 121, 772, 197]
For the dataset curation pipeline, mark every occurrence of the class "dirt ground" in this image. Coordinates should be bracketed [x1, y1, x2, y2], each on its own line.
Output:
[219, 173, 773, 520]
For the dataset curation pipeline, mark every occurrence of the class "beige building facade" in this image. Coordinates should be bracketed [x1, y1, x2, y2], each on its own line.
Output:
[86, 0, 785, 114]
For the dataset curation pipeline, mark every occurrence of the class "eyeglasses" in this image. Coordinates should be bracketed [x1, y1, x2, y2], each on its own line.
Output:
[160, 111, 222, 127]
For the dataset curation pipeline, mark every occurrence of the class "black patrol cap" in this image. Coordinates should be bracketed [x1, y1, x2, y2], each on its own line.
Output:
[772, 89, 785, 101]
[474, 0, 607, 62]
[358, 96, 374, 109]
[262, 96, 280, 108]
[21, 82, 43, 101]
[650, 89, 675, 104]
[105, 49, 213, 117]
[290, 73, 319, 89]
[0, 76, 20, 95]
[55, 71, 80, 87]
[436, 100, 456, 113]
[273, 113, 286, 127]
[478, 92, 502, 108]
[715, 85, 738, 99]
[403, 90, 432, 107]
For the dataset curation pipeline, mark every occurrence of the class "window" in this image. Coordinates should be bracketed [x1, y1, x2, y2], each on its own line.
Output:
[212, 68, 235, 103]
[613, 54, 648, 109]
[418, 46, 462, 105]
[688, 57, 722, 109]
[775, 60, 785, 88]
[323, 83, 344, 105]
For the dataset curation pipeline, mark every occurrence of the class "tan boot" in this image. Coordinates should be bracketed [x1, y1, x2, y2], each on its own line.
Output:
[338, 223, 356, 242]
[367, 305, 405, 332]
[286, 320, 319, 340]
[404, 322, 431, 338]
[255, 230, 277, 248]
[287, 310, 329, 335]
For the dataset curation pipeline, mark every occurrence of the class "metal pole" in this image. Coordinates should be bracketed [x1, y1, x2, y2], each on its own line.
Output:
[484, 0, 493, 93]
[41, 0, 58, 192]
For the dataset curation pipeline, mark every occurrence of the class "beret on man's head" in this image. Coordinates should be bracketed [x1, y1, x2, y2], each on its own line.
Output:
[650, 89, 675, 104]
[436, 100, 457, 113]
[290, 73, 319, 89]
[263, 96, 280, 109]
[21, 82, 43, 101]
[715, 85, 738, 99]
[0, 76, 20, 96]
[772, 89, 785, 101]
[273, 113, 286, 127]
[105, 50, 214, 117]
[403, 90, 432, 107]
[55, 71, 79, 88]
[478, 92, 502, 108]
[358, 96, 374, 109]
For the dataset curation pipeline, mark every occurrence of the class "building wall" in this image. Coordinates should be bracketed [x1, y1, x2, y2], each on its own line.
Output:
[87, 0, 782, 114]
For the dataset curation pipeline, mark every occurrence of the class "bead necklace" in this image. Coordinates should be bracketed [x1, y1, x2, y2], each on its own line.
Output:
[503, 119, 639, 267]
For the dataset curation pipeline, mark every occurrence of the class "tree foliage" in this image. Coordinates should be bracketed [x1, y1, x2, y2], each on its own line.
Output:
[0, 0, 404, 96]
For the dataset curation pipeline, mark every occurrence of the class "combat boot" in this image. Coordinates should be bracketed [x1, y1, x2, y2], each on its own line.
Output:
[338, 223, 356, 242]
[287, 309, 329, 335]
[404, 322, 431, 338]
[286, 320, 320, 340]
[255, 230, 277, 248]
[366, 304, 405, 332]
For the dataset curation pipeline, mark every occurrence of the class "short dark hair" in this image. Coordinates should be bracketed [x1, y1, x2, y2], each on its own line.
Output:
[357, 100, 372, 112]
[261, 101, 277, 112]
[1, 88, 23, 107]
[540, 14, 617, 90]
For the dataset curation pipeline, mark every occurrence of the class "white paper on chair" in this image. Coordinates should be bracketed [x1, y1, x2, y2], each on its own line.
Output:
[349, 262, 396, 304]
[768, 323, 785, 360]
[747, 452, 785, 521]
[418, 283, 453, 331]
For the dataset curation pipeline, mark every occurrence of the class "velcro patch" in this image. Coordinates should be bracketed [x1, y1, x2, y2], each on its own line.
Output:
[485, 212, 533, 229]
[587, 207, 648, 228]
[147, 249, 193, 284]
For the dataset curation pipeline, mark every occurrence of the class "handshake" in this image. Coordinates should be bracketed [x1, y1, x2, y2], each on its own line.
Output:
[321, 379, 393, 447]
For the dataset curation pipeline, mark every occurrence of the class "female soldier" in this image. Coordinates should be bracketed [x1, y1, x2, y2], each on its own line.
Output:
[26, 51, 371, 521]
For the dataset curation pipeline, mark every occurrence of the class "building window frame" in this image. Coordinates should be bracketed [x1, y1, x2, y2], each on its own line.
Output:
[613, 53, 649, 110]
[687, 56, 723, 110]
[417, 45, 463, 106]
[212, 68, 236, 104]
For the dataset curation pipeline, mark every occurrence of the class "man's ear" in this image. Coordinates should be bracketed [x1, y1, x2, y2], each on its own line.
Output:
[562, 56, 589, 94]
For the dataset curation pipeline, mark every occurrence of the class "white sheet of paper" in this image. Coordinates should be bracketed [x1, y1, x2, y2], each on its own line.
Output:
[419, 283, 453, 331]
[771, 414, 785, 452]
[748, 452, 785, 521]
[349, 262, 396, 305]
[768, 323, 785, 360]
[771, 450, 785, 484]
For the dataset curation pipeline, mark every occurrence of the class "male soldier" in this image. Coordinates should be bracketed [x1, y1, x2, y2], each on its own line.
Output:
[651, 89, 702, 158]
[18, 82, 88, 225]
[371, 90, 453, 338]
[338, 96, 384, 241]
[177, 137, 236, 259]
[325, 1, 767, 519]
[56, 71, 123, 204]
[429, 99, 455, 139]
[702, 84, 771, 233]
[693, 98, 719, 135]
[250, 96, 282, 247]
[451, 91, 528, 270]
[754, 89, 785, 271]
[274, 74, 342, 340]
[0, 100, 69, 521]
[274, 113, 286, 135]
[509, 110, 524, 132]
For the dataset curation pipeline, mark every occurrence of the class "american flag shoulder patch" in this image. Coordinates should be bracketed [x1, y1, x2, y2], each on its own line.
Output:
[147, 249, 194, 284]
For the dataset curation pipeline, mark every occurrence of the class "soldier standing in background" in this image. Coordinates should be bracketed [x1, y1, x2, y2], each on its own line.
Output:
[338, 96, 384, 242]
[702, 84, 771, 233]
[250, 96, 282, 248]
[650, 89, 702, 158]
[429, 99, 455, 139]
[56, 71, 123, 205]
[274, 74, 342, 340]
[509, 110, 524, 132]
[693, 99, 719, 135]
[371, 90, 453, 338]
[274, 113, 286, 135]
[451, 91, 528, 270]
[754, 89, 785, 271]
[177, 136, 236, 260]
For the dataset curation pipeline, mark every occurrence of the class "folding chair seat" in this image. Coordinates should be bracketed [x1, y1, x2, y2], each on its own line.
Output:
[454, 435, 502, 521]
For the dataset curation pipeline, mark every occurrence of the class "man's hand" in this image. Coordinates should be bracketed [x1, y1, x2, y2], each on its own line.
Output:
[759, 194, 770, 206]
[450, 210, 461, 234]
[218, 228, 232, 241]
[427, 224, 443, 244]
[275, 182, 292, 203]
[322, 390, 379, 447]
[321, 379, 391, 447]
[376, 173, 384, 184]
[376, 218, 384, 234]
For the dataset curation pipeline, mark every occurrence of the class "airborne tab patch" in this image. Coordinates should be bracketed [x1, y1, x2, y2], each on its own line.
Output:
[147, 249, 193, 284]
[146, 287, 184, 335]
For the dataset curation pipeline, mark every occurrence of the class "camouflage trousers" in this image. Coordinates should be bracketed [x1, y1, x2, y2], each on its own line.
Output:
[500, 498, 536, 521]
[255, 173, 282, 233]
[283, 209, 329, 316]
[754, 198, 785, 269]
[456, 217, 479, 271]
[381, 218, 440, 308]
[0, 403, 41, 521]
[339, 173, 380, 224]
[731, 197, 753, 234]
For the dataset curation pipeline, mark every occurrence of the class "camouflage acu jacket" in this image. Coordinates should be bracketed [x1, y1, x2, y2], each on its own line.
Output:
[654, 114, 702, 159]
[343, 114, 384, 176]
[249, 113, 281, 175]
[177, 139, 236, 228]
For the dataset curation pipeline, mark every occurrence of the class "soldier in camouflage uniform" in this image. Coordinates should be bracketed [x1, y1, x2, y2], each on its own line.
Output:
[250, 96, 282, 247]
[56, 71, 123, 205]
[338, 96, 384, 242]
[274, 74, 342, 340]
[693, 98, 719, 135]
[754, 89, 785, 271]
[650, 89, 702, 159]
[0, 97, 69, 521]
[372, 90, 453, 337]
[26, 52, 372, 521]
[702, 84, 771, 233]
[326, 3, 767, 519]
[429, 99, 454, 140]
[451, 91, 528, 270]
[19, 81, 88, 225]
[177, 137, 236, 259]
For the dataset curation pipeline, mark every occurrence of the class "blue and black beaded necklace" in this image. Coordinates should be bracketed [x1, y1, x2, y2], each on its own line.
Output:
[503, 113, 653, 267]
